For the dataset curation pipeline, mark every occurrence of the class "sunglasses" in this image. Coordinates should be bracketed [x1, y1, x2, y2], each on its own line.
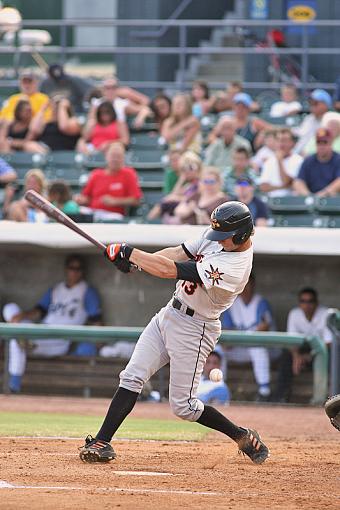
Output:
[299, 299, 316, 304]
[316, 140, 330, 145]
[67, 265, 82, 271]
[202, 178, 217, 184]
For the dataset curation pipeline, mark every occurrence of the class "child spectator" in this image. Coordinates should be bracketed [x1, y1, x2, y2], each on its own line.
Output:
[161, 93, 201, 154]
[191, 80, 214, 117]
[163, 149, 182, 194]
[251, 129, 278, 173]
[224, 147, 258, 196]
[259, 128, 303, 197]
[77, 100, 129, 155]
[269, 84, 302, 118]
[173, 166, 229, 225]
[48, 180, 80, 216]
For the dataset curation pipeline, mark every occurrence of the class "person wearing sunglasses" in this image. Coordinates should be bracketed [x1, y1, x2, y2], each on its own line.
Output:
[293, 127, 340, 197]
[273, 287, 332, 403]
[2, 254, 102, 393]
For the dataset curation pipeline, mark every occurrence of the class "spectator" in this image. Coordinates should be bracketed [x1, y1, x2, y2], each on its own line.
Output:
[191, 80, 214, 117]
[74, 142, 142, 218]
[304, 112, 340, 155]
[6, 169, 47, 222]
[147, 151, 202, 223]
[293, 89, 332, 154]
[100, 76, 150, 127]
[234, 178, 269, 226]
[0, 70, 50, 122]
[204, 116, 252, 171]
[76, 100, 129, 155]
[48, 180, 80, 216]
[163, 149, 182, 195]
[221, 273, 275, 401]
[251, 129, 278, 173]
[259, 128, 303, 197]
[3, 254, 102, 393]
[273, 287, 332, 403]
[269, 84, 302, 118]
[29, 98, 82, 152]
[224, 147, 258, 196]
[0, 100, 44, 153]
[0, 157, 17, 185]
[149, 94, 172, 131]
[161, 93, 201, 153]
[173, 166, 229, 225]
[40, 64, 93, 114]
[293, 127, 340, 196]
[196, 351, 230, 405]
[232, 93, 269, 151]
[212, 81, 260, 114]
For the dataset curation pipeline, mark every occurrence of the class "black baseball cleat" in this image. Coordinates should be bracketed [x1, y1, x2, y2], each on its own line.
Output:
[79, 435, 116, 463]
[237, 428, 270, 464]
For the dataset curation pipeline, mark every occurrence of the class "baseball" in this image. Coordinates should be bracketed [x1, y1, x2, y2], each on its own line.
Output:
[209, 368, 223, 382]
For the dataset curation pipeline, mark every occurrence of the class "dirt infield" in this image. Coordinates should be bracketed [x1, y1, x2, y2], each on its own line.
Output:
[0, 396, 339, 510]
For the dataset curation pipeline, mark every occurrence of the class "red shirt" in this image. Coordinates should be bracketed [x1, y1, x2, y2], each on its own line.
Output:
[90, 121, 120, 148]
[82, 167, 143, 215]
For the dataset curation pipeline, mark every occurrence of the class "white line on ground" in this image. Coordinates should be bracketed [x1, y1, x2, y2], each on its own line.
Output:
[114, 471, 173, 476]
[0, 481, 221, 496]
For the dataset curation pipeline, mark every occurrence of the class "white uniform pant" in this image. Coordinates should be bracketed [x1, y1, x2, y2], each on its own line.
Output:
[225, 346, 270, 386]
[120, 302, 221, 422]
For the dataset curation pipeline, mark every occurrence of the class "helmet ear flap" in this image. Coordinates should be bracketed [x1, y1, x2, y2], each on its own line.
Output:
[232, 227, 252, 245]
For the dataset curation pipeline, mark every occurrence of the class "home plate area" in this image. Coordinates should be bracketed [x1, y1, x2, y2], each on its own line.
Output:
[0, 432, 339, 510]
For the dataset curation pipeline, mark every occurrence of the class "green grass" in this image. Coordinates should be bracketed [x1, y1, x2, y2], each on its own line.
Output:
[0, 412, 208, 441]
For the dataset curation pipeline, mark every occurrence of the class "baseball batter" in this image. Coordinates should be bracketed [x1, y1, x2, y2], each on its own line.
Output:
[79, 201, 269, 464]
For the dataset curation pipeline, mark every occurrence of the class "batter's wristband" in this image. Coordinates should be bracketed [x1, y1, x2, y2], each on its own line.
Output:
[122, 243, 134, 260]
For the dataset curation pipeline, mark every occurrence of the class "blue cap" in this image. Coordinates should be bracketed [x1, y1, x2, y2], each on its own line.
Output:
[233, 92, 252, 108]
[310, 89, 332, 108]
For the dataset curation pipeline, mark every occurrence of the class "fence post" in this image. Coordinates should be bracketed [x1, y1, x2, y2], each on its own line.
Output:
[2, 339, 10, 394]
[301, 25, 309, 96]
[178, 25, 187, 91]
[308, 335, 328, 405]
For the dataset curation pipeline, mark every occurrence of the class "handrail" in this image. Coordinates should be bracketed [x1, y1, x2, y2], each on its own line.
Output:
[327, 308, 340, 395]
[0, 322, 328, 404]
[131, 0, 193, 38]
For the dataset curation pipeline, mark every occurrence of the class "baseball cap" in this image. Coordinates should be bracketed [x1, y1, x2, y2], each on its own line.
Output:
[233, 92, 252, 108]
[316, 127, 332, 142]
[20, 70, 38, 80]
[236, 177, 254, 187]
[48, 63, 65, 80]
[310, 89, 332, 108]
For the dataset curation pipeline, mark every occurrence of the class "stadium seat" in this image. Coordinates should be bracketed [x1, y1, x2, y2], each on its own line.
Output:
[44, 166, 86, 187]
[126, 149, 166, 170]
[137, 170, 164, 190]
[268, 195, 315, 214]
[84, 152, 106, 169]
[314, 196, 340, 215]
[0, 152, 46, 180]
[326, 216, 340, 228]
[46, 151, 85, 170]
[273, 214, 327, 227]
[130, 132, 163, 150]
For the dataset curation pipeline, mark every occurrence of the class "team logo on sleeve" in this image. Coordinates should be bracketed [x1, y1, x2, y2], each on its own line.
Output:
[205, 264, 224, 286]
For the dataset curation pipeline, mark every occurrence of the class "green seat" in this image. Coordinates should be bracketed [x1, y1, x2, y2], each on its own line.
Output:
[84, 152, 106, 169]
[138, 170, 164, 190]
[127, 149, 166, 165]
[44, 166, 85, 187]
[314, 196, 340, 215]
[268, 195, 315, 214]
[46, 151, 85, 170]
[273, 214, 326, 228]
[326, 216, 340, 228]
[0, 152, 46, 181]
[130, 133, 162, 150]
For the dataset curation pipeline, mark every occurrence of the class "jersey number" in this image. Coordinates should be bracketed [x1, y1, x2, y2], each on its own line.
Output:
[181, 281, 198, 295]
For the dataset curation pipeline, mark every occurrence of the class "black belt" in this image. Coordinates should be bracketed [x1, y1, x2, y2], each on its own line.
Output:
[172, 297, 195, 317]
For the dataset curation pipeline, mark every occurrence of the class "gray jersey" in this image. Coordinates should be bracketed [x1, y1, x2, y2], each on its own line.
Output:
[175, 237, 253, 319]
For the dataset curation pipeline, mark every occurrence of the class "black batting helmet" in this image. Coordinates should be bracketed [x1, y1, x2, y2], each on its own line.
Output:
[205, 201, 254, 244]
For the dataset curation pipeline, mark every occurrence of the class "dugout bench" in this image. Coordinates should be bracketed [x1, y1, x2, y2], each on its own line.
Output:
[0, 323, 328, 404]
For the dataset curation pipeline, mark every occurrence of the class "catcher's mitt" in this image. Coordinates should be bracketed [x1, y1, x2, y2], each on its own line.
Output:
[324, 394, 340, 431]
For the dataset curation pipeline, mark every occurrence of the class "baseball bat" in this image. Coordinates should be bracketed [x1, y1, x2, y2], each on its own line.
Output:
[24, 189, 106, 251]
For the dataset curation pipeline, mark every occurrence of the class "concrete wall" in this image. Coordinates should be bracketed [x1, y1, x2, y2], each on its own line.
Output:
[1, 245, 339, 331]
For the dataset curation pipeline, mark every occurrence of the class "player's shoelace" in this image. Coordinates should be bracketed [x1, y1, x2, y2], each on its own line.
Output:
[237, 429, 270, 464]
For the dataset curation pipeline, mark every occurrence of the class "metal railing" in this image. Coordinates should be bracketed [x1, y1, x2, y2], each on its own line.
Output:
[327, 308, 340, 395]
[0, 18, 339, 93]
[0, 322, 328, 404]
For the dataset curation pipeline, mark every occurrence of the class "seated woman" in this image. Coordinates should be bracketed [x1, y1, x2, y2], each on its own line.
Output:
[0, 100, 44, 153]
[173, 166, 229, 225]
[161, 93, 202, 154]
[147, 151, 202, 223]
[6, 168, 48, 222]
[29, 97, 82, 152]
[48, 180, 80, 215]
[77, 100, 129, 155]
[191, 80, 215, 118]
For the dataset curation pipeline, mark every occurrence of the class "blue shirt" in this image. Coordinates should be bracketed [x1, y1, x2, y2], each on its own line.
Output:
[248, 196, 269, 222]
[297, 152, 340, 193]
[0, 157, 15, 176]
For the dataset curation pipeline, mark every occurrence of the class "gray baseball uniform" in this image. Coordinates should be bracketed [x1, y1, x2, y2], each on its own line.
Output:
[119, 236, 253, 422]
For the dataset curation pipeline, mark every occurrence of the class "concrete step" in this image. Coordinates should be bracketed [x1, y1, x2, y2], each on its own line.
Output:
[197, 63, 244, 78]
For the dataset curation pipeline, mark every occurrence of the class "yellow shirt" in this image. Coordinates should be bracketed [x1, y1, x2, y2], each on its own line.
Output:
[0, 92, 51, 121]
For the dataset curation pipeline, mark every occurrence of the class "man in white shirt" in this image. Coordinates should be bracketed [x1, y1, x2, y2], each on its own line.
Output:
[274, 287, 332, 402]
[259, 128, 303, 197]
